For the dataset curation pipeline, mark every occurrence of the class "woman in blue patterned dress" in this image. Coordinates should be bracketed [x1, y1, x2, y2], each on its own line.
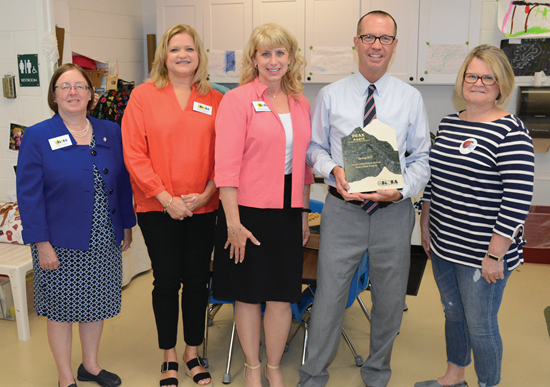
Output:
[416, 45, 534, 387]
[16, 64, 136, 387]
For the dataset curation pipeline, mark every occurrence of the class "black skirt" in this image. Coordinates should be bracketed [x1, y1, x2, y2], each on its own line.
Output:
[213, 175, 303, 303]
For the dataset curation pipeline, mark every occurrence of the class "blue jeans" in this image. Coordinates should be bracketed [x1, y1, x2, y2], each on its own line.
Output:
[431, 253, 511, 387]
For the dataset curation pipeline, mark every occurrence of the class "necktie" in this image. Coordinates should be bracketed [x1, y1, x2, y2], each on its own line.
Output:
[361, 84, 379, 215]
[363, 84, 377, 126]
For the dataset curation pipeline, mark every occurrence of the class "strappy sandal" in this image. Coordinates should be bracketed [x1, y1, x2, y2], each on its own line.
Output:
[265, 363, 281, 386]
[244, 362, 262, 386]
[184, 357, 212, 386]
[160, 362, 179, 387]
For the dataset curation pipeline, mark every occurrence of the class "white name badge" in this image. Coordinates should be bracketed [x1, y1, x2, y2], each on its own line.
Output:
[193, 101, 213, 115]
[252, 101, 271, 112]
[48, 135, 72, 150]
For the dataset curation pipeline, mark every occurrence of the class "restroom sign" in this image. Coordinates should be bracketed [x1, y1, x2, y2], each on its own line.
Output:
[17, 54, 40, 87]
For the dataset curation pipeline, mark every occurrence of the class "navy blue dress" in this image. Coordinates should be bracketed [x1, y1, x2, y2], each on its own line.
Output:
[32, 134, 122, 323]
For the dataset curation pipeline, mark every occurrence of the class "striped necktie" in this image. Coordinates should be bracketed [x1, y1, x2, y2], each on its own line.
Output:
[363, 84, 377, 126]
[361, 84, 379, 215]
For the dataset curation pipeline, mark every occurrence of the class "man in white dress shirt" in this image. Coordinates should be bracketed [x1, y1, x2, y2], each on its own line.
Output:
[300, 10, 431, 387]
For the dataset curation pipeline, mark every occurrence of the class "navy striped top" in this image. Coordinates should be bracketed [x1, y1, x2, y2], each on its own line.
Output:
[423, 113, 535, 270]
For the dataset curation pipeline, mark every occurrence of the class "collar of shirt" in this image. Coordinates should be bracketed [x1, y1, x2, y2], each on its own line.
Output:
[353, 71, 390, 99]
[251, 76, 270, 99]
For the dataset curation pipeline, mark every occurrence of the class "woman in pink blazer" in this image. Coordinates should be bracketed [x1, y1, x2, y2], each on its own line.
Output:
[214, 23, 313, 387]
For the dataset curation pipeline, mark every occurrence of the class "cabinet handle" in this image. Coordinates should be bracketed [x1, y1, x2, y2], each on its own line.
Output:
[420, 77, 424, 82]
[307, 76, 311, 81]
[409, 77, 414, 81]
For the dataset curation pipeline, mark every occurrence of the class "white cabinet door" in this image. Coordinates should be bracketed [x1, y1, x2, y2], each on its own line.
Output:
[304, 0, 361, 83]
[417, 0, 481, 84]
[253, 0, 305, 50]
[359, 0, 420, 83]
[156, 0, 203, 39]
[203, 0, 253, 82]
[253, 0, 305, 80]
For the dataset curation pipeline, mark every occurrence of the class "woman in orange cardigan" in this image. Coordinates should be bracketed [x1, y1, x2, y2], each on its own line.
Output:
[122, 24, 222, 387]
[214, 23, 313, 387]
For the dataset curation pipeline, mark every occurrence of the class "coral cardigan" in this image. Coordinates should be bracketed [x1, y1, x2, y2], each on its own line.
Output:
[17, 114, 136, 250]
[215, 77, 313, 209]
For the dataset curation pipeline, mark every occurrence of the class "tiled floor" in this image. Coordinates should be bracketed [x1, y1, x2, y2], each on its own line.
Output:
[1, 259, 549, 386]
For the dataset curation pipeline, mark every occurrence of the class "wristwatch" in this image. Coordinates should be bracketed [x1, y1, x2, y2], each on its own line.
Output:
[487, 253, 504, 262]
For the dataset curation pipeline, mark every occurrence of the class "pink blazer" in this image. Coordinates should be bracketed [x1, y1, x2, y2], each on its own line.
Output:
[215, 77, 313, 209]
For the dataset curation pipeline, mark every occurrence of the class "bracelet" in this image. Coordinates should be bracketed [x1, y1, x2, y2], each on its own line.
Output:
[229, 227, 242, 234]
[163, 196, 173, 213]
[302, 208, 312, 213]
[487, 253, 504, 262]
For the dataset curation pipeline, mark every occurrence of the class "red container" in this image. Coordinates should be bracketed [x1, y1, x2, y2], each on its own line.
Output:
[523, 206, 550, 264]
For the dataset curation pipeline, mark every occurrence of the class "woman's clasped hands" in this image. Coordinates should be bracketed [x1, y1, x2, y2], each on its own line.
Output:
[164, 196, 194, 220]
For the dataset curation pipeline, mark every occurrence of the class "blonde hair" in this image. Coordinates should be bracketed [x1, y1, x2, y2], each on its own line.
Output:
[454, 44, 515, 105]
[149, 24, 211, 95]
[240, 23, 306, 99]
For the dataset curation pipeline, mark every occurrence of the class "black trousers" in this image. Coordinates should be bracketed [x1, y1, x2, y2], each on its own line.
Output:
[137, 210, 216, 349]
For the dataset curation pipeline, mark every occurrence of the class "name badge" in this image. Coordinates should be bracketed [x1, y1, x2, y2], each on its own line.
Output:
[48, 135, 72, 150]
[193, 101, 213, 115]
[252, 101, 271, 112]
[459, 138, 478, 155]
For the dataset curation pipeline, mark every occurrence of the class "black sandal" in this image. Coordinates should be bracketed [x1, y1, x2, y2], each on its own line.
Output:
[160, 362, 179, 387]
[184, 357, 212, 386]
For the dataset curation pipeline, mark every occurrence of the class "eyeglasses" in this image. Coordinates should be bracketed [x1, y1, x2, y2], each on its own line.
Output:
[55, 83, 90, 93]
[357, 34, 396, 45]
[463, 73, 497, 86]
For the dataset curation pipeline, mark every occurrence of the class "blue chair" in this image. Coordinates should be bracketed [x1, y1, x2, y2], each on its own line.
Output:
[309, 199, 324, 214]
[341, 252, 371, 366]
[286, 252, 371, 366]
[284, 199, 324, 364]
[203, 279, 235, 383]
[287, 286, 316, 364]
[286, 199, 372, 366]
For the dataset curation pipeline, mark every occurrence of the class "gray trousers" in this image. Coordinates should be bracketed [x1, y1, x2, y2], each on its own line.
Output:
[299, 193, 414, 387]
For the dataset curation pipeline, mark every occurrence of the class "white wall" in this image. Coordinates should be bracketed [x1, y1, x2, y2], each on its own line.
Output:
[141, 0, 157, 79]
[66, 0, 145, 84]
[0, 0, 147, 201]
[53, 0, 72, 65]
[0, 0, 54, 202]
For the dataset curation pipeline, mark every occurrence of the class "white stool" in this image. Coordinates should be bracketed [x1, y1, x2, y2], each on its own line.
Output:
[0, 243, 33, 341]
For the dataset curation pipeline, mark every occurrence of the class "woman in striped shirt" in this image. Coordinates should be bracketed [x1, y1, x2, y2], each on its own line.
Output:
[416, 45, 534, 387]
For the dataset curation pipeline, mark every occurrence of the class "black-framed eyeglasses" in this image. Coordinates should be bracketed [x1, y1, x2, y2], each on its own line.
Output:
[357, 34, 396, 45]
[55, 83, 90, 93]
[463, 73, 497, 86]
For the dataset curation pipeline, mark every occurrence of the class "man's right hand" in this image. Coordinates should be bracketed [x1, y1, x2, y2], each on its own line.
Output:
[332, 166, 364, 201]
